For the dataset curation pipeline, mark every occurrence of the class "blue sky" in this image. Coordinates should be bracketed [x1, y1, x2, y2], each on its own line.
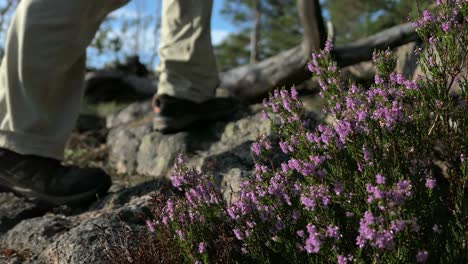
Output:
[96, 0, 238, 68]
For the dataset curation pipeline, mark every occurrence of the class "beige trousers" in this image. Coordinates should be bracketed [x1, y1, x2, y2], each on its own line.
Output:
[0, 0, 218, 160]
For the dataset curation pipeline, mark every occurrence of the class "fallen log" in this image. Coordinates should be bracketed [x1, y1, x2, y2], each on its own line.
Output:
[84, 71, 157, 103]
[220, 22, 419, 101]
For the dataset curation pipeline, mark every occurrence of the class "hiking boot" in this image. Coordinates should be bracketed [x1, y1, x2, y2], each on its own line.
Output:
[0, 148, 111, 206]
[153, 95, 240, 133]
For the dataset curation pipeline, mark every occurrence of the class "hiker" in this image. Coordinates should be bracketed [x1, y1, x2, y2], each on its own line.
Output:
[0, 0, 236, 206]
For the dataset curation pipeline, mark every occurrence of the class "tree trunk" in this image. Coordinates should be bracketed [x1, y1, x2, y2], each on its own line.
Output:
[250, 0, 261, 64]
[297, 0, 327, 56]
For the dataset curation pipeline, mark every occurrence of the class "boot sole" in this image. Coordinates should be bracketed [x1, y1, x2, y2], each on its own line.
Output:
[0, 175, 109, 206]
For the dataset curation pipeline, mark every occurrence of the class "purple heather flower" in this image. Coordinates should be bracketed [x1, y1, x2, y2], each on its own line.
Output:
[233, 229, 244, 240]
[432, 224, 442, 234]
[356, 235, 366, 248]
[279, 141, 291, 154]
[271, 102, 279, 112]
[288, 158, 301, 171]
[416, 251, 429, 263]
[251, 142, 262, 156]
[326, 225, 340, 239]
[334, 120, 352, 143]
[195, 261, 202, 264]
[441, 21, 451, 32]
[282, 98, 292, 111]
[146, 220, 155, 233]
[261, 110, 269, 120]
[362, 145, 373, 164]
[375, 75, 384, 84]
[376, 173, 386, 185]
[297, 230, 305, 238]
[422, 10, 434, 22]
[306, 132, 321, 144]
[425, 177, 436, 189]
[301, 196, 317, 211]
[318, 79, 327, 91]
[176, 230, 186, 241]
[290, 136, 300, 146]
[390, 220, 407, 232]
[291, 86, 299, 99]
[324, 38, 333, 53]
[356, 110, 367, 122]
[337, 255, 349, 264]
[241, 247, 248, 255]
[304, 224, 322, 254]
[198, 242, 207, 254]
[334, 183, 344, 195]
[374, 230, 395, 250]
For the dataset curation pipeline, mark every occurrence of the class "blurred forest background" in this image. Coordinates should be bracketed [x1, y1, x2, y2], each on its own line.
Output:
[0, 0, 430, 72]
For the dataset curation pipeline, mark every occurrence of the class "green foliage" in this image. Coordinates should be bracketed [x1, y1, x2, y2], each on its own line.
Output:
[215, 0, 302, 70]
[325, 0, 432, 44]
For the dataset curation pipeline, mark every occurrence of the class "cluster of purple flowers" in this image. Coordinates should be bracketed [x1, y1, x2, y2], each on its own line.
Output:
[413, 1, 465, 33]
[148, 1, 466, 263]
[251, 134, 272, 156]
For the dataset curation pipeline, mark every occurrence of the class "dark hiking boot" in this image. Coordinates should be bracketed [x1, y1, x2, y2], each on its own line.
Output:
[0, 148, 111, 206]
[152, 95, 240, 133]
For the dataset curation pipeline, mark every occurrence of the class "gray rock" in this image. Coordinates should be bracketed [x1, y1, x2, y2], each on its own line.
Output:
[136, 131, 189, 177]
[219, 168, 252, 203]
[1, 215, 72, 256]
[106, 100, 153, 128]
[107, 118, 152, 174]
[395, 41, 420, 78]
[41, 196, 153, 264]
[0, 193, 48, 235]
[107, 105, 275, 198]
[40, 214, 113, 264]
[91, 180, 161, 212]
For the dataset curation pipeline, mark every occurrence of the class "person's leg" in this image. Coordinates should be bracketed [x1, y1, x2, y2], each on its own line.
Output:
[0, 0, 128, 160]
[0, 0, 128, 205]
[157, 0, 219, 103]
[154, 0, 239, 133]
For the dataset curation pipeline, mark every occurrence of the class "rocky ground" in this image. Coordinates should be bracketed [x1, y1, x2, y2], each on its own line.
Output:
[0, 97, 323, 264]
[0, 42, 421, 264]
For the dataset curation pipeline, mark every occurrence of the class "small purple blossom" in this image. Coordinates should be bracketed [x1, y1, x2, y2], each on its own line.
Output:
[233, 229, 244, 241]
[441, 21, 451, 32]
[326, 225, 340, 239]
[425, 177, 436, 189]
[432, 224, 442, 234]
[416, 251, 429, 263]
[291, 86, 299, 99]
[337, 255, 349, 264]
[176, 229, 186, 241]
[423, 10, 434, 22]
[376, 174, 386, 185]
[198, 242, 207, 254]
[304, 224, 322, 254]
[146, 220, 155, 233]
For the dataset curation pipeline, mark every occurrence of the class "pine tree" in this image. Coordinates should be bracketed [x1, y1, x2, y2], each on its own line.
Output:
[325, 0, 431, 44]
[215, 0, 302, 70]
